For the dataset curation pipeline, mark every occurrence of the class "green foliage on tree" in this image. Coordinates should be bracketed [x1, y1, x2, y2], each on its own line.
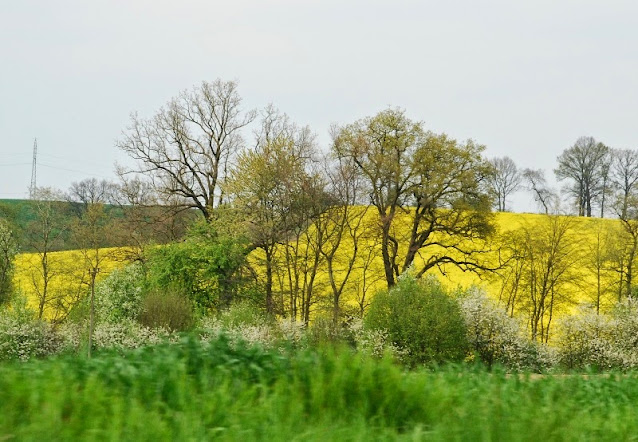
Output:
[364, 275, 468, 366]
[0, 219, 17, 306]
[145, 219, 253, 313]
[333, 108, 495, 287]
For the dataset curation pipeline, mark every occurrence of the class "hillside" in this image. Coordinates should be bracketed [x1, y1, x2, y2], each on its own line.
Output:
[248, 209, 627, 328]
[0, 199, 194, 252]
[11, 209, 630, 330]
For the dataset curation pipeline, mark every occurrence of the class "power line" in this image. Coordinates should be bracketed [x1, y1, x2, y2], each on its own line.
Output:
[0, 163, 31, 167]
[38, 162, 113, 179]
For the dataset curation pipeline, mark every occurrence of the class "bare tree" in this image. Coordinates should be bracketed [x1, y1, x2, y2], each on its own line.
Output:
[611, 148, 638, 219]
[499, 216, 582, 342]
[486, 156, 521, 212]
[25, 188, 69, 320]
[316, 155, 370, 324]
[555, 136, 610, 217]
[586, 220, 616, 314]
[522, 168, 557, 214]
[67, 178, 117, 208]
[71, 202, 113, 357]
[614, 192, 638, 300]
[109, 177, 194, 262]
[117, 79, 256, 219]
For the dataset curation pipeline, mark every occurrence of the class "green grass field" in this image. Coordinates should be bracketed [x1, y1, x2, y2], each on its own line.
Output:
[2, 335, 638, 441]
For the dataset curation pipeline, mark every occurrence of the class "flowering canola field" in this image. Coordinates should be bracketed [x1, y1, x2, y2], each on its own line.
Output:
[12, 212, 625, 322]
[13, 248, 128, 321]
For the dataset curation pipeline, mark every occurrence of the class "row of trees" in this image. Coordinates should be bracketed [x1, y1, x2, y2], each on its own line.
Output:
[116, 80, 501, 320]
[0, 181, 194, 321]
[4, 79, 638, 337]
[112, 79, 638, 326]
[487, 137, 638, 218]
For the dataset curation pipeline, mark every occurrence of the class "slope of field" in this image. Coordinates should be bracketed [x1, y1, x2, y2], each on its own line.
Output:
[10, 210, 626, 323]
[251, 209, 625, 321]
[13, 248, 128, 321]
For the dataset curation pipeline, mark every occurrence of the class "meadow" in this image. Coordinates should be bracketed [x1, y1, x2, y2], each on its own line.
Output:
[1, 335, 637, 441]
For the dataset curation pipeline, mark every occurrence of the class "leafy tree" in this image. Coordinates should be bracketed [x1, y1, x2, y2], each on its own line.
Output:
[226, 109, 329, 315]
[498, 216, 582, 342]
[555, 136, 610, 217]
[486, 156, 521, 212]
[0, 219, 17, 306]
[364, 275, 468, 366]
[25, 187, 70, 320]
[145, 219, 252, 313]
[334, 108, 495, 287]
[117, 79, 256, 219]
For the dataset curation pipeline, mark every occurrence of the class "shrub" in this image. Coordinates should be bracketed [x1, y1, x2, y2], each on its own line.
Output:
[138, 289, 194, 332]
[94, 263, 145, 323]
[145, 220, 251, 312]
[0, 295, 61, 361]
[304, 316, 355, 346]
[364, 275, 468, 366]
[58, 319, 176, 353]
[217, 301, 271, 329]
[555, 301, 638, 370]
[459, 287, 555, 371]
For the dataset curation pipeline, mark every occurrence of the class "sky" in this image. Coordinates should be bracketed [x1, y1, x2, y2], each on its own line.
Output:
[1, 0, 637, 212]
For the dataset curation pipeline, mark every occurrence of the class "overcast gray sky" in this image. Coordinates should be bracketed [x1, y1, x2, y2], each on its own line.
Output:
[2, 0, 637, 211]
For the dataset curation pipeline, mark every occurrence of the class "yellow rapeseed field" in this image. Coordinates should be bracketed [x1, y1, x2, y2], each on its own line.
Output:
[12, 211, 627, 322]
[251, 209, 626, 320]
[13, 248, 128, 321]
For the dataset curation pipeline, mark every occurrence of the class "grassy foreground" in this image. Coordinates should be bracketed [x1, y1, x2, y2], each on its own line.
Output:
[1, 337, 638, 441]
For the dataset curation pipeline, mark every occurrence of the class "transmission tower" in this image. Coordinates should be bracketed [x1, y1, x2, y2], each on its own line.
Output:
[30, 138, 37, 199]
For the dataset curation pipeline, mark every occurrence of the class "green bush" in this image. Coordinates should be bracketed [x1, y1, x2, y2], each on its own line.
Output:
[0, 219, 17, 306]
[96, 263, 145, 323]
[364, 275, 468, 366]
[217, 301, 270, 329]
[145, 220, 251, 312]
[138, 289, 194, 332]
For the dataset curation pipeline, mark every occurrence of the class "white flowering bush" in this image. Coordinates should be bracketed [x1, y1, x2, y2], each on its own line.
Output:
[347, 318, 403, 359]
[0, 300, 62, 361]
[59, 319, 176, 353]
[93, 320, 175, 349]
[458, 287, 555, 371]
[94, 263, 145, 323]
[196, 314, 306, 350]
[556, 301, 638, 370]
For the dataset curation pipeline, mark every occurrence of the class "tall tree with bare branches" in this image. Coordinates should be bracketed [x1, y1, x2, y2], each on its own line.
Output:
[117, 79, 256, 219]
[612, 148, 638, 219]
[555, 136, 610, 217]
[522, 168, 558, 214]
[486, 156, 521, 212]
